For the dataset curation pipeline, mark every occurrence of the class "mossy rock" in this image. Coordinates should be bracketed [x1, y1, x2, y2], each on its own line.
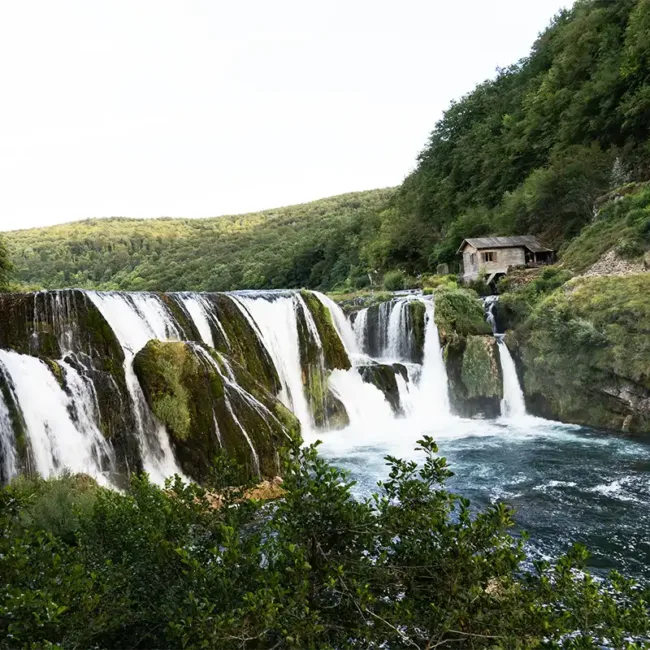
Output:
[516, 275, 650, 434]
[203, 293, 282, 395]
[0, 368, 29, 481]
[299, 290, 351, 371]
[461, 336, 502, 400]
[407, 300, 426, 364]
[444, 336, 502, 419]
[134, 340, 298, 482]
[434, 286, 492, 344]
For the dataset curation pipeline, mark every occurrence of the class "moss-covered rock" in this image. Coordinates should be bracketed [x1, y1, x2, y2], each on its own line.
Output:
[515, 275, 650, 434]
[434, 287, 492, 344]
[134, 340, 299, 482]
[445, 336, 502, 419]
[407, 300, 426, 364]
[299, 290, 350, 371]
[203, 293, 282, 395]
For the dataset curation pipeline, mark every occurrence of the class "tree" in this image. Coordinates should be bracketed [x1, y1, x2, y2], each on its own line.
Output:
[0, 234, 12, 290]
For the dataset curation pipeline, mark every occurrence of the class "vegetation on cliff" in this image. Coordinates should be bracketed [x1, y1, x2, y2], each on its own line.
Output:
[434, 286, 492, 342]
[513, 274, 650, 433]
[2, 438, 649, 649]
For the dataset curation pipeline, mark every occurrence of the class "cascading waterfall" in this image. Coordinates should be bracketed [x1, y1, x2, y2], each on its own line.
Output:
[230, 292, 315, 430]
[175, 292, 230, 349]
[0, 287, 458, 487]
[413, 297, 451, 418]
[0, 385, 17, 482]
[87, 291, 185, 482]
[0, 350, 112, 484]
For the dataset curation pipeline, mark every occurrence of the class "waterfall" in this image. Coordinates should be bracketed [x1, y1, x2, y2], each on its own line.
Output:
[312, 292, 359, 355]
[0, 287, 460, 486]
[353, 308, 368, 353]
[496, 336, 527, 420]
[481, 296, 528, 420]
[0, 385, 17, 482]
[414, 297, 451, 418]
[175, 292, 230, 349]
[86, 292, 184, 482]
[230, 292, 313, 431]
[0, 350, 112, 484]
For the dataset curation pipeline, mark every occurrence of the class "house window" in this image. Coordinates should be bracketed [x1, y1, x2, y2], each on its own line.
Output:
[470, 253, 476, 267]
[482, 251, 496, 263]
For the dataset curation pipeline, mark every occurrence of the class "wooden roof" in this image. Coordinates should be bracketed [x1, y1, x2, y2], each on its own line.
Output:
[457, 236, 552, 254]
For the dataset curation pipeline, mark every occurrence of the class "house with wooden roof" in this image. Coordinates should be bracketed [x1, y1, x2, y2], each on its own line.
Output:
[457, 236, 554, 284]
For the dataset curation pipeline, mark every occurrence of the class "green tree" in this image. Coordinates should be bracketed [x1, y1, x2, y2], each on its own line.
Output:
[0, 234, 12, 290]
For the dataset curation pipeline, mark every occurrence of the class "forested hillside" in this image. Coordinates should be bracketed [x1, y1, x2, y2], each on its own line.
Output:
[5, 0, 650, 290]
[5, 190, 393, 291]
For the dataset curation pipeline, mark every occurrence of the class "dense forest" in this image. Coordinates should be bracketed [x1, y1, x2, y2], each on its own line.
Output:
[4, 0, 650, 291]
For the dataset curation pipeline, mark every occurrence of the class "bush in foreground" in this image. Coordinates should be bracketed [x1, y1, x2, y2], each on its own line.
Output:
[1, 439, 649, 649]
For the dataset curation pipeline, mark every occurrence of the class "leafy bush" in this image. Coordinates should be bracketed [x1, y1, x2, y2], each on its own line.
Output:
[434, 286, 492, 339]
[1, 439, 649, 648]
[383, 270, 405, 291]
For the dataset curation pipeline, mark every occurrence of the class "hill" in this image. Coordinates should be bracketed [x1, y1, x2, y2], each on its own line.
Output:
[3, 0, 650, 291]
[4, 190, 394, 291]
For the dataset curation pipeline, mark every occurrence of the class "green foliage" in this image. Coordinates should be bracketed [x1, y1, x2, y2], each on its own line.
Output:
[2, 439, 649, 648]
[5, 190, 394, 292]
[497, 266, 574, 330]
[561, 182, 650, 272]
[0, 234, 12, 290]
[434, 286, 492, 340]
[383, 269, 406, 291]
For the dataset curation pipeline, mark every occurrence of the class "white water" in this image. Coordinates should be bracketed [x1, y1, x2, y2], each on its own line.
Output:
[0, 350, 111, 483]
[412, 297, 451, 419]
[178, 293, 230, 350]
[313, 292, 359, 355]
[353, 308, 368, 353]
[0, 386, 17, 481]
[179, 294, 215, 347]
[231, 293, 313, 431]
[87, 292, 184, 483]
[496, 337, 528, 420]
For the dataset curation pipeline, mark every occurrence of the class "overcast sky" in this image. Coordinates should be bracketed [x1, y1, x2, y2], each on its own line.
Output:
[0, 1, 569, 232]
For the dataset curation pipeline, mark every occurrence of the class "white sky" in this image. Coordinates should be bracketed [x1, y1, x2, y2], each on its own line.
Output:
[0, 0, 569, 232]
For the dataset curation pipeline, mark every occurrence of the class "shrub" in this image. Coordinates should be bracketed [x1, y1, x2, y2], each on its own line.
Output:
[383, 270, 405, 291]
[1, 440, 649, 648]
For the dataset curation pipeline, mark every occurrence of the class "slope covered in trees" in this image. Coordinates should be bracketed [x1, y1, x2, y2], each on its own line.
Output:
[4, 0, 650, 290]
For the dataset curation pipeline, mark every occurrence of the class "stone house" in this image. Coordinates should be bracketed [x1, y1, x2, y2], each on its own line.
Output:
[457, 236, 554, 283]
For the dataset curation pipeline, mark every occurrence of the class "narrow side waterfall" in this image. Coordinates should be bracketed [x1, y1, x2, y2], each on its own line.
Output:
[496, 337, 527, 420]
[482, 296, 528, 419]
[313, 292, 359, 355]
[87, 291, 184, 482]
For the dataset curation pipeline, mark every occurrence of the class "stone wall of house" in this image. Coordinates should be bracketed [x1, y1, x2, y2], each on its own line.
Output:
[462, 246, 525, 280]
